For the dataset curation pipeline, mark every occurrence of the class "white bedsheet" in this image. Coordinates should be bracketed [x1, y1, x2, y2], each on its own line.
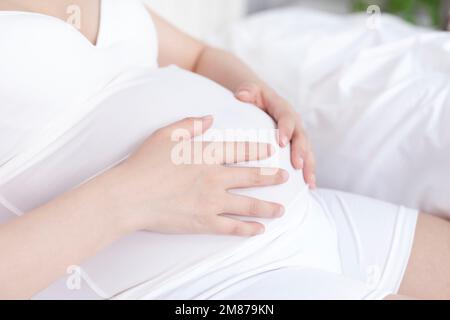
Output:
[211, 7, 450, 218]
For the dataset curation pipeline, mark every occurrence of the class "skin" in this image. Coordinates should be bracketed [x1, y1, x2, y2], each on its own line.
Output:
[398, 214, 450, 300]
[0, 0, 448, 300]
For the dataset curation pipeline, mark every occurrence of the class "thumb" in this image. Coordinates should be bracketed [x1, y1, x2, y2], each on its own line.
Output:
[235, 89, 254, 103]
[164, 115, 214, 140]
[235, 85, 261, 103]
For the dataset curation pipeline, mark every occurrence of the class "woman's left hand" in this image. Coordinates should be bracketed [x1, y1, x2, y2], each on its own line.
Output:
[235, 83, 316, 188]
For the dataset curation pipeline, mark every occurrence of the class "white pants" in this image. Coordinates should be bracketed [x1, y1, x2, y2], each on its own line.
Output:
[212, 190, 418, 300]
[35, 189, 417, 300]
[156, 190, 418, 300]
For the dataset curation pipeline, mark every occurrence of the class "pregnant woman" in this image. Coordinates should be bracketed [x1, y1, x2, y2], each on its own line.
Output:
[0, 0, 449, 300]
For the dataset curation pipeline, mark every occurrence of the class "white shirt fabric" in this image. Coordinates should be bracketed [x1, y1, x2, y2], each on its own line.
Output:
[0, 0, 158, 175]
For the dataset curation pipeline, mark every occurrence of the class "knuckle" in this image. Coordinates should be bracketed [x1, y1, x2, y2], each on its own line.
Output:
[204, 169, 225, 188]
[299, 144, 308, 155]
[276, 169, 288, 183]
[192, 213, 209, 229]
[200, 165, 217, 180]
[248, 199, 260, 215]
[229, 222, 244, 236]
[268, 202, 279, 216]
[294, 150, 304, 162]
[308, 159, 316, 171]
[245, 83, 260, 92]
[295, 129, 306, 140]
[305, 150, 315, 164]
[205, 193, 224, 212]
[219, 221, 236, 235]
[250, 170, 263, 185]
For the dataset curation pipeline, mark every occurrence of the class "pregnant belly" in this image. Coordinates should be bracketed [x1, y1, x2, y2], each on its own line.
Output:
[0, 67, 338, 298]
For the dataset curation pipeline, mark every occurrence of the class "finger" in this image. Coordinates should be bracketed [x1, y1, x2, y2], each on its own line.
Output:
[162, 115, 214, 140]
[262, 93, 298, 147]
[291, 130, 310, 170]
[277, 113, 296, 148]
[223, 194, 285, 219]
[201, 141, 275, 165]
[223, 167, 289, 189]
[301, 143, 316, 189]
[291, 129, 316, 186]
[209, 216, 266, 237]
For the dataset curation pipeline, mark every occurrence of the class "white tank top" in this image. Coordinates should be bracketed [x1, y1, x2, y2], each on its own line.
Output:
[0, 0, 158, 169]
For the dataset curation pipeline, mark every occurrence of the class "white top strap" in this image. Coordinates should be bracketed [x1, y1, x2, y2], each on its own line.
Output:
[97, 0, 159, 68]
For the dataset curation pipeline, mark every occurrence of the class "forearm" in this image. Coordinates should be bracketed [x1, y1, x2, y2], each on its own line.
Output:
[150, 8, 270, 93]
[0, 168, 129, 299]
[193, 46, 270, 94]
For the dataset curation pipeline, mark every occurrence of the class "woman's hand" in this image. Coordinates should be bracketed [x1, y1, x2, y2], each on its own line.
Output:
[235, 83, 316, 188]
[0, 116, 287, 299]
[149, 10, 315, 187]
[109, 116, 289, 237]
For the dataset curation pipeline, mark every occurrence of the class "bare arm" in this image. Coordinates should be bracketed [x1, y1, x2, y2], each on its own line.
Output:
[151, 9, 269, 95]
[0, 169, 127, 299]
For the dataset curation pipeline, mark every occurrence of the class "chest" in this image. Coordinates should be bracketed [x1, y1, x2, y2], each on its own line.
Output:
[0, 0, 101, 45]
[0, 2, 158, 167]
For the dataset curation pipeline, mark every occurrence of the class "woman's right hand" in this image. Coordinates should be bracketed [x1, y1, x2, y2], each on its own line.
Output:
[108, 116, 289, 237]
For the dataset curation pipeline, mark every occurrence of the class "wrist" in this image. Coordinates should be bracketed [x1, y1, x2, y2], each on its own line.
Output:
[89, 165, 142, 237]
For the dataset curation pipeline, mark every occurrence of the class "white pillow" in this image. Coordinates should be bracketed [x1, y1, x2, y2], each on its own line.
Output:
[212, 8, 450, 218]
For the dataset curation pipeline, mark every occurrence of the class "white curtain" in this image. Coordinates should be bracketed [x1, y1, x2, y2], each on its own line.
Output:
[143, 0, 247, 39]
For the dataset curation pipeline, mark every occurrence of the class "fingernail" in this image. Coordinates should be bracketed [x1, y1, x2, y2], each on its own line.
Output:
[257, 226, 265, 235]
[280, 136, 289, 148]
